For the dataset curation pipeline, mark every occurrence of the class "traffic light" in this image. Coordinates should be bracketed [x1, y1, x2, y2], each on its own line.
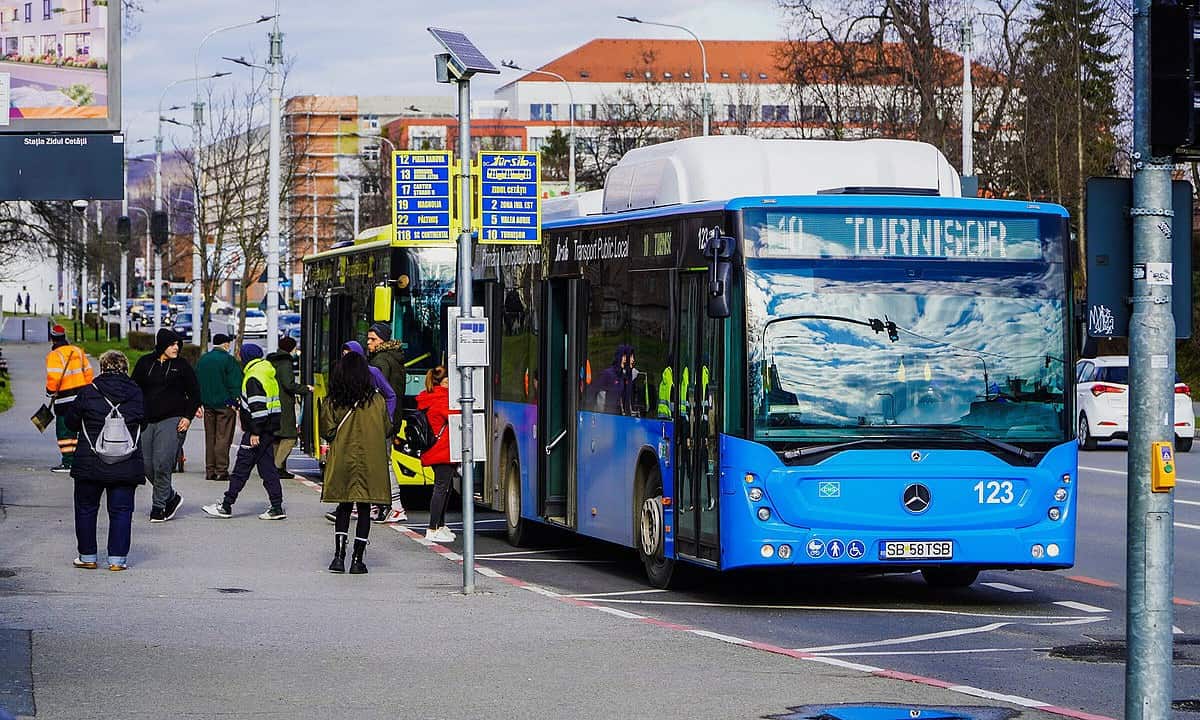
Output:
[116, 215, 131, 249]
[150, 210, 169, 251]
[101, 280, 114, 308]
[1150, 0, 1199, 157]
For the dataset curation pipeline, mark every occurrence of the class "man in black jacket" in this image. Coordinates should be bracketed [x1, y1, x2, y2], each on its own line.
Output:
[366, 321, 407, 523]
[131, 328, 201, 522]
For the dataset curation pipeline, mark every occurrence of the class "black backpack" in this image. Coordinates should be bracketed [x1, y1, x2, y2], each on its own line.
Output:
[400, 408, 444, 457]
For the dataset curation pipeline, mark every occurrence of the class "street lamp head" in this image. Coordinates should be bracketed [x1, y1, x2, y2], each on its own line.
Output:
[221, 56, 257, 68]
[211, 71, 233, 79]
[72, 200, 89, 211]
[256, 14, 275, 23]
[617, 15, 642, 23]
[501, 59, 521, 70]
[406, 105, 422, 112]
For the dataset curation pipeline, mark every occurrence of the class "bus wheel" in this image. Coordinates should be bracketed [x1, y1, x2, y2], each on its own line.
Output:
[504, 449, 532, 547]
[637, 467, 675, 589]
[921, 567, 979, 589]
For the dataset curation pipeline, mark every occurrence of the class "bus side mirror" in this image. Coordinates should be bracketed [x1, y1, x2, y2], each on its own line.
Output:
[373, 285, 392, 322]
[705, 235, 735, 319]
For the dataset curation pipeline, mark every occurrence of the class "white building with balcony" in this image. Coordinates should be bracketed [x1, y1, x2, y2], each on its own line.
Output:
[0, 0, 107, 60]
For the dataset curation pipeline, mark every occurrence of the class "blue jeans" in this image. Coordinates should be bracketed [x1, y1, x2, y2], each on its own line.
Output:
[74, 482, 135, 563]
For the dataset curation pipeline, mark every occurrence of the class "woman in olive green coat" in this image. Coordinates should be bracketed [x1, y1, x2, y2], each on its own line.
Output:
[319, 351, 390, 574]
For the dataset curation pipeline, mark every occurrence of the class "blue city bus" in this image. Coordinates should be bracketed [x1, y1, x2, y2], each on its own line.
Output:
[480, 137, 1077, 588]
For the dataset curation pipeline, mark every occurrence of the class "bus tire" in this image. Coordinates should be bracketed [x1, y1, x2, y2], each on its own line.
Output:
[921, 567, 979, 588]
[1078, 413, 1098, 451]
[504, 446, 533, 547]
[637, 464, 676, 589]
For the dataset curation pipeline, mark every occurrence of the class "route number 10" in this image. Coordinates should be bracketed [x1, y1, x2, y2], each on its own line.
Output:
[973, 480, 1014, 504]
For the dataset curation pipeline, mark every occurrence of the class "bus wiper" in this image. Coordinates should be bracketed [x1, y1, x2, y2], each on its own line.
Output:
[782, 438, 886, 460]
[887, 424, 1035, 462]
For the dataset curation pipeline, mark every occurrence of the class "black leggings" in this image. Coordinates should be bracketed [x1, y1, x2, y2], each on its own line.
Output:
[429, 464, 455, 530]
[334, 502, 371, 541]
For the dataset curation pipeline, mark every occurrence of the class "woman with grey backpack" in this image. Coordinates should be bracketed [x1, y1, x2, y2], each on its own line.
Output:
[64, 350, 146, 571]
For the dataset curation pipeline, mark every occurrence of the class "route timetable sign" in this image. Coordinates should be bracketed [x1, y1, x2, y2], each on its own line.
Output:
[477, 151, 540, 245]
[393, 150, 455, 246]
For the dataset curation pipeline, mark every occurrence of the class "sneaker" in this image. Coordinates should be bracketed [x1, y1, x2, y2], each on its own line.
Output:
[382, 509, 407, 524]
[201, 502, 232, 518]
[432, 527, 456, 543]
[149, 507, 166, 523]
[108, 564, 127, 572]
[72, 557, 97, 569]
[163, 492, 182, 521]
[369, 505, 388, 523]
[50, 464, 71, 474]
[258, 506, 287, 520]
[424, 528, 438, 541]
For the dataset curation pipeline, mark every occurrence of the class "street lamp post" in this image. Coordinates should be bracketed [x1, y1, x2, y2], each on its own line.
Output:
[193, 15, 275, 351]
[618, 15, 709, 136]
[502, 60, 575, 194]
[337, 175, 361, 240]
[353, 131, 397, 220]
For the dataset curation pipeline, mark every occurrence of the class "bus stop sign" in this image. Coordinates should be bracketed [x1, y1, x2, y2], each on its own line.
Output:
[1085, 176, 1191, 339]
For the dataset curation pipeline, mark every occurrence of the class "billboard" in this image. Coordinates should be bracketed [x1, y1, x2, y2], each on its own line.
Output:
[0, 0, 120, 132]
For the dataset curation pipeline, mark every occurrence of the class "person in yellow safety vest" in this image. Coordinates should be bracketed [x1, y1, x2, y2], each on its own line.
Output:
[657, 366, 674, 419]
[45, 324, 94, 473]
[202, 343, 287, 520]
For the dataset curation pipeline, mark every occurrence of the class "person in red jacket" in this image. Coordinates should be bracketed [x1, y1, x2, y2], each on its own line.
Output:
[417, 366, 454, 543]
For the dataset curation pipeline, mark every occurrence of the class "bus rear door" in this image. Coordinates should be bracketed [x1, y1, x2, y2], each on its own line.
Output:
[539, 277, 584, 527]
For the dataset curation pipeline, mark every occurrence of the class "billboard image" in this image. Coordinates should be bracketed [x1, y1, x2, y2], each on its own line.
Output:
[0, 0, 120, 132]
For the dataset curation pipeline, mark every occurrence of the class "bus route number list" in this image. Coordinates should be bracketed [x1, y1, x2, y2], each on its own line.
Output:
[394, 151, 453, 244]
[479, 152, 540, 245]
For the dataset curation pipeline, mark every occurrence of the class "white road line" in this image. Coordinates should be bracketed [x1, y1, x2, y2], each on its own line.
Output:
[948, 685, 1050, 709]
[690, 629, 750, 645]
[592, 606, 645, 620]
[797, 622, 1008, 653]
[522, 585, 561, 598]
[566, 588, 670, 598]
[1176, 499, 1200, 507]
[444, 518, 507, 526]
[817, 647, 1031, 657]
[475, 566, 503, 578]
[1081, 465, 1200, 485]
[476, 548, 574, 558]
[1053, 600, 1109, 614]
[467, 557, 616, 564]
[1177, 521, 1200, 531]
[588, 597, 1094, 621]
[982, 582, 1033, 593]
[1175, 626, 1185, 635]
[804, 655, 885, 673]
[1031, 617, 1106, 627]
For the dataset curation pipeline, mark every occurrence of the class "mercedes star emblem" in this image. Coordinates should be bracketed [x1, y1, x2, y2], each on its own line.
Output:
[902, 483, 931, 513]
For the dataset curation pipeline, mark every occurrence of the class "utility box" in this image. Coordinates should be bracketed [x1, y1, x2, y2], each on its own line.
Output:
[1084, 177, 1192, 339]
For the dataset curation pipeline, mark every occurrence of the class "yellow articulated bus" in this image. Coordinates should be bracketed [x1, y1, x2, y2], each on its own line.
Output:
[299, 224, 456, 490]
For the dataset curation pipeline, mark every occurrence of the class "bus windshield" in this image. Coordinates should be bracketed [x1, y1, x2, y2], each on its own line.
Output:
[396, 247, 456, 372]
[743, 208, 1068, 447]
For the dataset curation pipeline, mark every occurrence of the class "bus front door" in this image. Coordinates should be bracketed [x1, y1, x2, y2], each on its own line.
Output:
[539, 278, 582, 526]
[675, 273, 721, 564]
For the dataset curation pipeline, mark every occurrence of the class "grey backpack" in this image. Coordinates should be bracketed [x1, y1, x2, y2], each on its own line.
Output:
[82, 392, 139, 464]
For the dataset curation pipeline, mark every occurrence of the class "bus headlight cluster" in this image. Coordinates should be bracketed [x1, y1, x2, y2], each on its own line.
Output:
[1047, 507, 1062, 521]
[757, 507, 771, 521]
[749, 487, 764, 502]
[760, 544, 775, 558]
[1054, 488, 1069, 502]
[1047, 543, 1061, 558]
[1031, 544, 1045, 559]
[777, 544, 793, 559]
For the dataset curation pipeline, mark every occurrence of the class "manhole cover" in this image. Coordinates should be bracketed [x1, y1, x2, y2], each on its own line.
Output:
[0, 569, 15, 578]
[1050, 636, 1200, 665]
[1174, 700, 1200, 713]
[765, 705, 1018, 720]
[212, 587, 251, 594]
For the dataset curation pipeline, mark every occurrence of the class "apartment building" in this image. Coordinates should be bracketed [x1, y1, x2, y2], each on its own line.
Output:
[0, 0, 106, 60]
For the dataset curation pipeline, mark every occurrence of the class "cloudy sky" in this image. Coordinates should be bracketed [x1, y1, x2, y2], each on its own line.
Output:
[122, 0, 786, 151]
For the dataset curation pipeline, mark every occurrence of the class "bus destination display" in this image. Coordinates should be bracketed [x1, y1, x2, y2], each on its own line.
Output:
[478, 151, 540, 245]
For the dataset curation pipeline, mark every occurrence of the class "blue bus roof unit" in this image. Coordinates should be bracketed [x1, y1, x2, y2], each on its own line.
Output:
[726, 195, 1070, 218]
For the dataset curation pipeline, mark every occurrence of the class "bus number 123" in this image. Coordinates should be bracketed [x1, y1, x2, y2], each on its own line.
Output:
[974, 480, 1014, 504]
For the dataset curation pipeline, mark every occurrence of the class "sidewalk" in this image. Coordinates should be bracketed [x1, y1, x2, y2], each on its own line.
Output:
[0, 341, 1065, 720]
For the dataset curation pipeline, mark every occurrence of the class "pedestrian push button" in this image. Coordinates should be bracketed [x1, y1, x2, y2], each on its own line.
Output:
[1151, 441, 1176, 493]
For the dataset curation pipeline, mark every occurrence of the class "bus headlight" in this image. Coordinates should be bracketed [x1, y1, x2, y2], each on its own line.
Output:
[760, 544, 775, 558]
[757, 507, 771, 521]
[745, 473, 756, 484]
[749, 487, 764, 501]
[1047, 543, 1061, 558]
[1031, 544, 1045, 559]
[1048, 507, 1062, 521]
[1061, 473, 1072, 484]
[1054, 488, 1068, 502]
[778, 544, 792, 559]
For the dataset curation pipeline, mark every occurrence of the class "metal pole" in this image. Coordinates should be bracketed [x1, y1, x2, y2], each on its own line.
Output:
[96, 203, 104, 340]
[311, 176, 318, 256]
[456, 76, 476, 594]
[191, 89, 203, 350]
[1127, 0, 1176, 714]
[154, 100, 164, 334]
[120, 144, 128, 336]
[265, 15, 282, 353]
[960, 4, 974, 177]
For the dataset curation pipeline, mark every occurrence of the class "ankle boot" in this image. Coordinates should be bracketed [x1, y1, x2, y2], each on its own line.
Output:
[349, 538, 368, 574]
[277, 466, 296, 479]
[328, 532, 347, 573]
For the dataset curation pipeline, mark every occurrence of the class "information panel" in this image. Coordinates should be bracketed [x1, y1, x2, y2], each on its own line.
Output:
[393, 150, 455, 246]
[477, 151, 540, 244]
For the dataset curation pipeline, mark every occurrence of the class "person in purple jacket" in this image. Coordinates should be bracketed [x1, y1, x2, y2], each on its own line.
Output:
[323, 341, 395, 523]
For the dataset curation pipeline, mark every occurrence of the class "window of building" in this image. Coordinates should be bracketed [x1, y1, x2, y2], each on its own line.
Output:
[739, 71, 750, 80]
[663, 71, 672, 79]
[23, 3, 30, 22]
[579, 70, 590, 78]
[758, 72, 768, 80]
[360, 178, 380, 195]
[571, 104, 596, 121]
[761, 105, 789, 123]
[362, 114, 379, 129]
[62, 32, 87, 56]
[5, 37, 17, 55]
[39, 34, 53, 55]
[726, 104, 754, 123]
[409, 135, 443, 151]
[529, 103, 555, 121]
[799, 104, 830, 123]
[361, 145, 380, 161]
[845, 105, 876, 123]
[720, 71, 729, 79]
[21, 35, 34, 54]
[40, 0, 49, 20]
[624, 71, 634, 79]
[682, 71, 691, 79]
[527, 135, 545, 153]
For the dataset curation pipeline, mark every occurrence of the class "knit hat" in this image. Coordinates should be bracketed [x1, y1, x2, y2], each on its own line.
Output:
[212, 333, 232, 346]
[368, 322, 391, 341]
[49, 324, 67, 342]
[154, 328, 181, 356]
[278, 336, 297, 353]
[240, 343, 263, 363]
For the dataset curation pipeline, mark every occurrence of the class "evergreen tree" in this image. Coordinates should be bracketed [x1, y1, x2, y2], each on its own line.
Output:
[540, 128, 570, 182]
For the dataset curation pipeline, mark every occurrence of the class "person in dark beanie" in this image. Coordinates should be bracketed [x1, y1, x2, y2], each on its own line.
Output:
[65, 350, 144, 570]
[131, 328, 199, 522]
[196, 333, 242, 483]
[267, 335, 311, 479]
[44, 324, 93, 472]
[365, 321, 407, 523]
[202, 343, 286, 520]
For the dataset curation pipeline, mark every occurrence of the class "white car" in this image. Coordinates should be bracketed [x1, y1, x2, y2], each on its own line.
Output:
[242, 308, 268, 337]
[1075, 355, 1194, 451]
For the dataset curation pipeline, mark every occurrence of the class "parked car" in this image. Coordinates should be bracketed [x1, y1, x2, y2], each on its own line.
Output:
[1075, 356, 1194, 451]
[173, 312, 194, 343]
[242, 308, 268, 337]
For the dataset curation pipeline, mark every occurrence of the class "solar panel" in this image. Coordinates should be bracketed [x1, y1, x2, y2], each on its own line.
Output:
[427, 27, 499, 75]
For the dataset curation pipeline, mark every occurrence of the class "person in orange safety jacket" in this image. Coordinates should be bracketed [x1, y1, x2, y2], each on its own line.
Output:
[46, 324, 94, 473]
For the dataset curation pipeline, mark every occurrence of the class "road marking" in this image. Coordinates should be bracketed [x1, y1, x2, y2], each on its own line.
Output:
[982, 582, 1033, 593]
[566, 588, 670, 598]
[592, 606, 645, 620]
[1175, 499, 1200, 507]
[472, 557, 616, 564]
[797, 622, 1008, 653]
[1031, 617, 1106, 627]
[1175, 626, 1185, 635]
[1053, 600, 1109, 614]
[588, 597, 1094, 621]
[947, 685, 1051, 707]
[476, 548, 574, 558]
[818, 647, 1031, 657]
[1176, 597, 1200, 606]
[1080, 464, 1200, 485]
[690, 629, 750, 645]
[1067, 575, 1119, 588]
[1176, 521, 1200, 531]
